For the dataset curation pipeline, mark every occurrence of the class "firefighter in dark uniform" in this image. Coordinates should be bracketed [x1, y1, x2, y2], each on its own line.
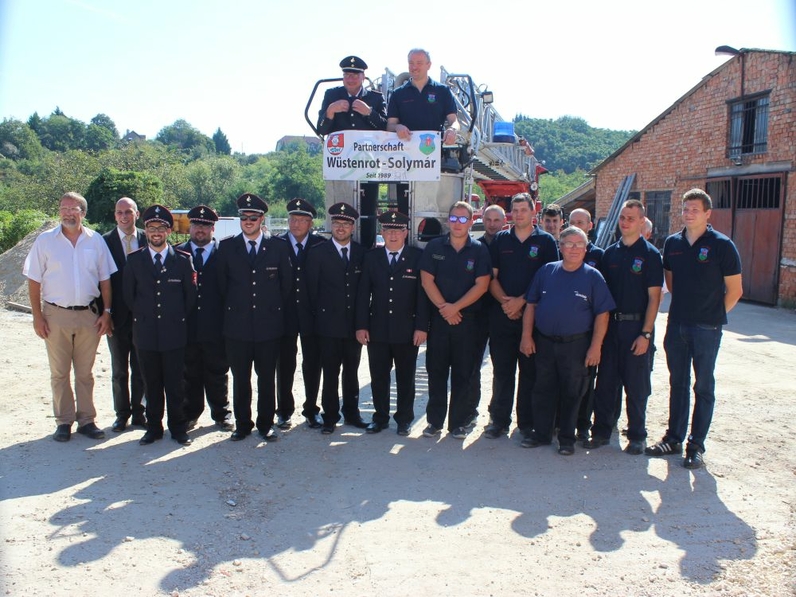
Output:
[486, 194, 557, 441]
[355, 211, 430, 435]
[177, 205, 232, 431]
[216, 193, 292, 442]
[587, 200, 663, 454]
[276, 198, 326, 429]
[419, 201, 491, 440]
[317, 55, 387, 135]
[305, 202, 366, 434]
[123, 205, 197, 446]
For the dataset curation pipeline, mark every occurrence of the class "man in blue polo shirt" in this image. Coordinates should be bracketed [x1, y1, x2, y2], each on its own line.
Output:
[587, 200, 663, 455]
[420, 201, 491, 440]
[519, 226, 615, 455]
[646, 188, 742, 469]
[485, 193, 557, 442]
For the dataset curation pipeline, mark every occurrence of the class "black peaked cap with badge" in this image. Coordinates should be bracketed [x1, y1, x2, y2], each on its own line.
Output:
[187, 205, 219, 224]
[237, 193, 268, 214]
[287, 198, 317, 218]
[328, 202, 359, 222]
[142, 204, 174, 228]
[340, 55, 368, 73]
[378, 211, 409, 229]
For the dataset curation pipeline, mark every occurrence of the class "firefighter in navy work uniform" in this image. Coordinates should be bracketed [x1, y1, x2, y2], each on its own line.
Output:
[276, 198, 326, 430]
[355, 211, 430, 435]
[123, 205, 197, 446]
[215, 193, 292, 442]
[306, 202, 367, 434]
[177, 205, 232, 432]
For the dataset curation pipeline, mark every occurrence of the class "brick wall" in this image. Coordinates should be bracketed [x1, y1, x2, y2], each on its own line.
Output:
[594, 51, 796, 306]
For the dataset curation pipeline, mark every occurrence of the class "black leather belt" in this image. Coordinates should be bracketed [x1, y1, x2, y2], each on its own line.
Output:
[46, 301, 90, 311]
[613, 312, 642, 321]
[535, 330, 591, 343]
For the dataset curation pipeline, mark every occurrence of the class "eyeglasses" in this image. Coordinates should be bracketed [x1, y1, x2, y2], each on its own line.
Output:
[331, 220, 353, 227]
[560, 241, 587, 249]
[59, 206, 83, 214]
[448, 215, 470, 224]
[240, 215, 262, 222]
[145, 226, 169, 234]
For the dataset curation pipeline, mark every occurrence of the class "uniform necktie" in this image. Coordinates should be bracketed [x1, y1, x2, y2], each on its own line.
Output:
[296, 242, 303, 258]
[389, 251, 398, 272]
[123, 233, 134, 256]
[154, 252, 162, 272]
[248, 240, 257, 264]
[341, 246, 349, 267]
[194, 247, 204, 271]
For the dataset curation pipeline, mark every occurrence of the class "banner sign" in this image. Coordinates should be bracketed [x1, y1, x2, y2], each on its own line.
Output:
[323, 130, 441, 182]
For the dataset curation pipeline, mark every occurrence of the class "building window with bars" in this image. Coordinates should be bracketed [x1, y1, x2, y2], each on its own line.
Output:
[727, 93, 769, 157]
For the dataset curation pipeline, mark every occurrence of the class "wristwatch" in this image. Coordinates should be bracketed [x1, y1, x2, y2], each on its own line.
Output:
[104, 308, 112, 315]
[640, 331, 652, 340]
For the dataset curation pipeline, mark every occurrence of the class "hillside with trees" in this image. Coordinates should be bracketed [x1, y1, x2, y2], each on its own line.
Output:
[0, 108, 631, 248]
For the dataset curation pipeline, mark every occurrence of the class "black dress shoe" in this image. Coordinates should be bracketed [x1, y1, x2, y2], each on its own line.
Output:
[344, 417, 368, 429]
[131, 414, 148, 427]
[366, 421, 388, 434]
[185, 419, 199, 431]
[77, 422, 106, 440]
[230, 428, 251, 441]
[305, 414, 323, 429]
[396, 424, 410, 436]
[139, 430, 163, 445]
[111, 417, 128, 432]
[321, 425, 335, 434]
[259, 427, 279, 442]
[215, 419, 234, 432]
[583, 436, 610, 449]
[558, 444, 575, 456]
[53, 424, 71, 442]
[172, 431, 192, 445]
[276, 415, 292, 430]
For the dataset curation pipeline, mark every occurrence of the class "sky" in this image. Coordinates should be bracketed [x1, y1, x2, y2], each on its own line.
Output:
[1, 0, 794, 155]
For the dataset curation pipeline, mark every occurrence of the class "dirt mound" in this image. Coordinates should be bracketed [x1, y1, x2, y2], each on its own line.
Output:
[0, 221, 57, 307]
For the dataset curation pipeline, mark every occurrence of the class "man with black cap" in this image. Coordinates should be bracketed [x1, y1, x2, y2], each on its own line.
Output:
[216, 193, 292, 442]
[276, 198, 326, 430]
[124, 204, 197, 446]
[306, 202, 366, 434]
[355, 211, 429, 435]
[177, 205, 232, 432]
[317, 55, 387, 135]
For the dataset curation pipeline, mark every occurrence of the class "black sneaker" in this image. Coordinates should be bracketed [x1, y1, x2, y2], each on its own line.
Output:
[450, 427, 468, 440]
[583, 436, 610, 449]
[683, 449, 704, 469]
[645, 439, 683, 457]
[422, 424, 441, 438]
[624, 440, 645, 455]
[521, 435, 544, 449]
[483, 423, 507, 439]
[558, 444, 575, 456]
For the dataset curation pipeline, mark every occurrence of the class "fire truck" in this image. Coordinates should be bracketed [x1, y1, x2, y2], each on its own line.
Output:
[305, 65, 545, 246]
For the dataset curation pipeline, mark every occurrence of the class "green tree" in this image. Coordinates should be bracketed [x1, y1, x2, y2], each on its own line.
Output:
[37, 112, 87, 152]
[266, 142, 324, 209]
[85, 168, 163, 230]
[90, 113, 119, 138]
[155, 119, 214, 157]
[0, 209, 48, 252]
[85, 124, 117, 151]
[0, 119, 45, 161]
[212, 127, 231, 155]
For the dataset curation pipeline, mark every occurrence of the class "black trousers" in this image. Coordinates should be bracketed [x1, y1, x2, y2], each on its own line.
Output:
[465, 307, 490, 421]
[226, 337, 280, 432]
[318, 336, 362, 426]
[107, 318, 145, 418]
[183, 340, 230, 422]
[425, 315, 478, 431]
[367, 341, 419, 426]
[488, 307, 536, 431]
[276, 332, 322, 419]
[530, 332, 590, 447]
[136, 347, 187, 435]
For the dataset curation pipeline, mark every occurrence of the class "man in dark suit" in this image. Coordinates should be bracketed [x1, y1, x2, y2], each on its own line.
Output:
[103, 197, 147, 431]
[306, 202, 366, 434]
[177, 205, 232, 432]
[317, 55, 387, 135]
[216, 193, 292, 442]
[124, 205, 197, 446]
[276, 198, 326, 430]
[355, 211, 429, 436]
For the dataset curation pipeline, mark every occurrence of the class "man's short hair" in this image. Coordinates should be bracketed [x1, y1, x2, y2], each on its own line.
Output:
[682, 188, 712, 211]
[60, 191, 87, 214]
[511, 193, 534, 208]
[483, 204, 505, 217]
[569, 208, 592, 222]
[622, 199, 646, 215]
[559, 226, 588, 243]
[542, 203, 563, 219]
[643, 217, 654, 236]
[449, 201, 473, 217]
[408, 48, 431, 62]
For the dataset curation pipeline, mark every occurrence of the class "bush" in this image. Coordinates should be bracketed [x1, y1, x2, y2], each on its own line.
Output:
[0, 209, 48, 252]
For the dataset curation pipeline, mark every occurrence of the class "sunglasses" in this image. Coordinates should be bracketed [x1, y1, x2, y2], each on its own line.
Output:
[448, 215, 470, 224]
[240, 215, 262, 222]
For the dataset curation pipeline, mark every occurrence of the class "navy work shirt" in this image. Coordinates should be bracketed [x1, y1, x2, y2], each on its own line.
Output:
[585, 242, 604, 271]
[490, 226, 558, 297]
[602, 237, 663, 314]
[387, 78, 457, 132]
[420, 234, 491, 315]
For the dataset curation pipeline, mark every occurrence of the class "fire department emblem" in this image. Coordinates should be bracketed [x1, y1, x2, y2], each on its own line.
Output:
[465, 258, 475, 272]
[419, 134, 436, 155]
[632, 258, 643, 273]
[698, 247, 710, 261]
[327, 133, 345, 156]
[528, 245, 539, 258]
[427, 93, 437, 104]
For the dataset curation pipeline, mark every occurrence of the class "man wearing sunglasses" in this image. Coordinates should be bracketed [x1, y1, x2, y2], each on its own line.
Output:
[419, 202, 491, 440]
[215, 193, 292, 442]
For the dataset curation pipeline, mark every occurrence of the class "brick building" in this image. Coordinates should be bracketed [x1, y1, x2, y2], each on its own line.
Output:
[591, 49, 795, 306]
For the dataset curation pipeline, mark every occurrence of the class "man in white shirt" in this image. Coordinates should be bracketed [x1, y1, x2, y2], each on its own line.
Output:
[23, 192, 116, 442]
